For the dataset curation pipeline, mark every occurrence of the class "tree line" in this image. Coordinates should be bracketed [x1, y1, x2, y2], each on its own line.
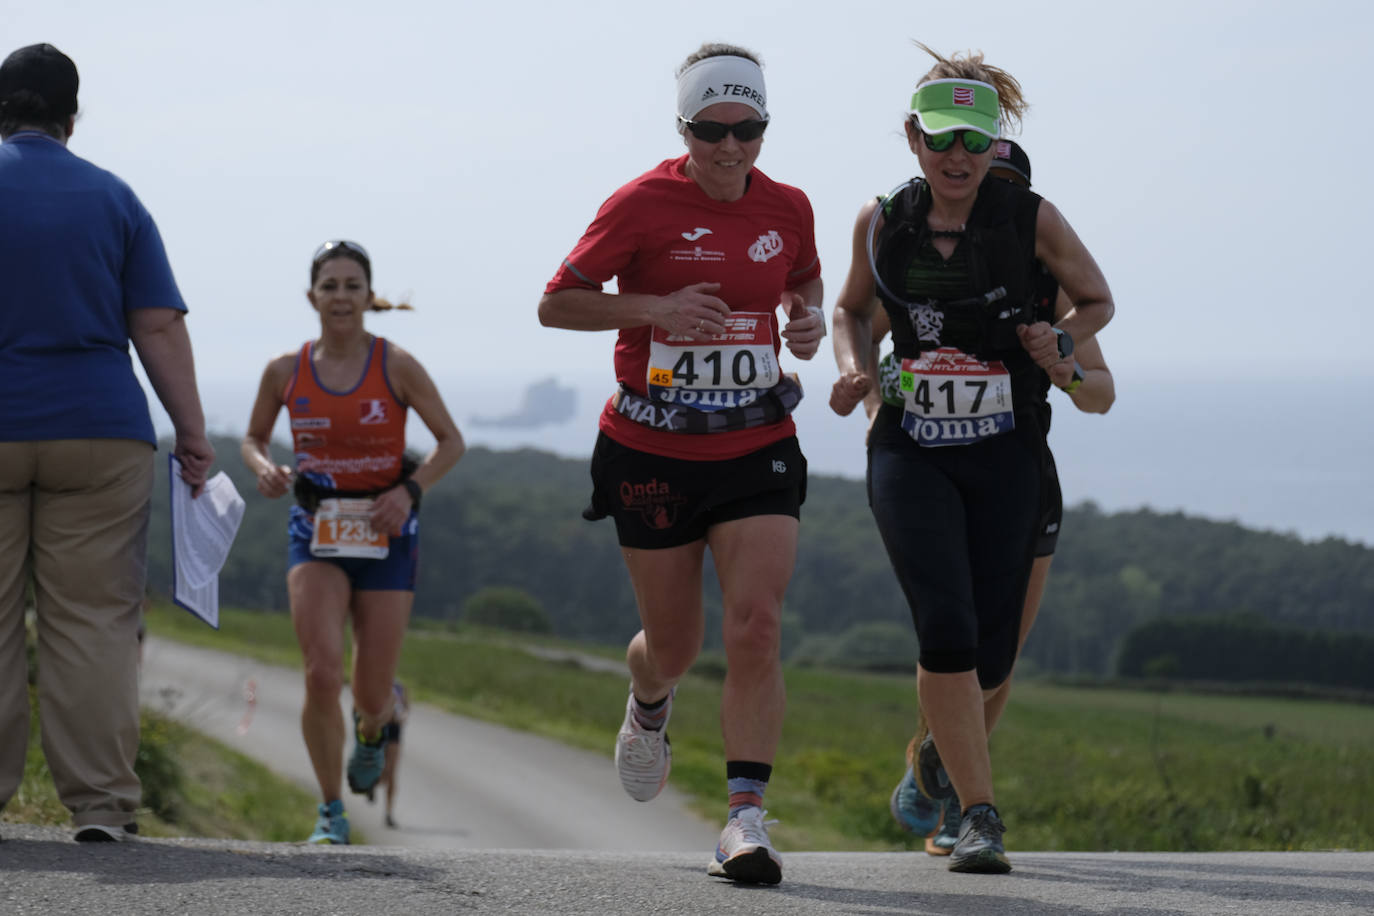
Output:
[148, 436, 1374, 682]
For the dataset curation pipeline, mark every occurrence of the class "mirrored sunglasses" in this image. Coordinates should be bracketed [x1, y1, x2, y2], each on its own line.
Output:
[922, 130, 994, 155]
[312, 239, 371, 264]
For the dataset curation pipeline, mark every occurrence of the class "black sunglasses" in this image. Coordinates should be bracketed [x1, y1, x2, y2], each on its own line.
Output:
[679, 117, 769, 143]
[921, 130, 994, 155]
[312, 239, 370, 264]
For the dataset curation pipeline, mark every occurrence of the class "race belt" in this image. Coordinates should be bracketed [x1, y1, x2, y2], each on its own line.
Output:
[613, 375, 802, 434]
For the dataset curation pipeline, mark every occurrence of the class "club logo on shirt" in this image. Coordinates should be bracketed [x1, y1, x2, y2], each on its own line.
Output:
[748, 230, 783, 263]
[359, 399, 389, 425]
[681, 227, 713, 241]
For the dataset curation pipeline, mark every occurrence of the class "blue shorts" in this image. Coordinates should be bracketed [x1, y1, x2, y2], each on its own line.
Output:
[286, 505, 419, 592]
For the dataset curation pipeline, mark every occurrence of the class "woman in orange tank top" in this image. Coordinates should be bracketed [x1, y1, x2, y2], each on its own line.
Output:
[240, 240, 465, 845]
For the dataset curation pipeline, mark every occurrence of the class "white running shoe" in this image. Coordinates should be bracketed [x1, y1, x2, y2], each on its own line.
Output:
[613, 687, 672, 802]
[707, 806, 782, 885]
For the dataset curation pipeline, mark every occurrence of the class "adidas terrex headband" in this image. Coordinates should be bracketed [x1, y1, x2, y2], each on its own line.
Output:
[909, 78, 1000, 139]
[677, 55, 767, 122]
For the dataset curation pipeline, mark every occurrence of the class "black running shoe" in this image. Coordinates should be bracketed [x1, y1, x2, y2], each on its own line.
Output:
[948, 804, 1011, 874]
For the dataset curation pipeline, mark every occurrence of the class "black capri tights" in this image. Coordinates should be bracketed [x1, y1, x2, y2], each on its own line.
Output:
[867, 404, 1042, 688]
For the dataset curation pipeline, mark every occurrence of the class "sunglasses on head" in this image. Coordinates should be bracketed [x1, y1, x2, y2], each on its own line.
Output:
[679, 116, 769, 143]
[921, 130, 994, 155]
[312, 239, 370, 264]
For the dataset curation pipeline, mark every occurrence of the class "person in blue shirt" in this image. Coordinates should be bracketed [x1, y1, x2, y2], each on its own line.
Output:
[0, 43, 214, 842]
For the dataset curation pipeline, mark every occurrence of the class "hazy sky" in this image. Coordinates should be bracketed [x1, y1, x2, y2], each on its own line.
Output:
[6, 1, 1373, 543]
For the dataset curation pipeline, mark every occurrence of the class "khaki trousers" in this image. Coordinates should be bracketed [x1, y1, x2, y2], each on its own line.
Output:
[0, 439, 153, 827]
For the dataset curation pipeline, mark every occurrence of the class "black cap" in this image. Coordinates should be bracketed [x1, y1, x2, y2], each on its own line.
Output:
[990, 138, 1031, 187]
[0, 43, 79, 120]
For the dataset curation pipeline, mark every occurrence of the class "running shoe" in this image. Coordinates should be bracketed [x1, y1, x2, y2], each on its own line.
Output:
[948, 803, 1010, 874]
[925, 792, 961, 856]
[914, 731, 956, 801]
[347, 712, 388, 795]
[889, 765, 941, 836]
[613, 687, 672, 802]
[707, 806, 782, 885]
[307, 800, 350, 845]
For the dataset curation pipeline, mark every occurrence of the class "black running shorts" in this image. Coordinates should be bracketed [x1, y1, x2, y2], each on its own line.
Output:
[584, 432, 806, 549]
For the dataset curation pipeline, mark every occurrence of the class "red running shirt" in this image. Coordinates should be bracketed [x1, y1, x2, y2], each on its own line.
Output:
[283, 337, 408, 492]
[546, 156, 821, 460]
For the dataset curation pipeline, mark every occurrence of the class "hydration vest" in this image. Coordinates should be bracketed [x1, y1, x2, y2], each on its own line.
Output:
[874, 175, 1046, 413]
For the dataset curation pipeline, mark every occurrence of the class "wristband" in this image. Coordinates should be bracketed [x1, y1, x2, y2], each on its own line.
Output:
[1058, 363, 1085, 395]
[401, 478, 423, 510]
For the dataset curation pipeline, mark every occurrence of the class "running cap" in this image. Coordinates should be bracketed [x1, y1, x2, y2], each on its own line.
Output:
[0, 43, 78, 120]
[991, 138, 1031, 186]
[909, 78, 999, 139]
[677, 55, 767, 122]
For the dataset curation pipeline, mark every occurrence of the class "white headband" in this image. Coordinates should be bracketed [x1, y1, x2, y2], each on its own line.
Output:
[676, 55, 767, 121]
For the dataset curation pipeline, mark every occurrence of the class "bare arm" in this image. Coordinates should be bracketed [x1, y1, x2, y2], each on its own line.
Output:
[538, 282, 732, 342]
[370, 343, 466, 536]
[241, 354, 296, 499]
[128, 308, 213, 494]
[1020, 199, 1115, 369]
[1046, 290, 1115, 414]
[830, 199, 883, 416]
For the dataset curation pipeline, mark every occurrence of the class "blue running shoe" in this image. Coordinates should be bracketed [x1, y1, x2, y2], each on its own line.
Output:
[347, 713, 388, 795]
[889, 765, 941, 836]
[926, 792, 961, 856]
[308, 800, 350, 845]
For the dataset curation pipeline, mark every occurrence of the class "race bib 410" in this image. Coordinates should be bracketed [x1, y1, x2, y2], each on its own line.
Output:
[899, 348, 1015, 447]
[647, 312, 779, 412]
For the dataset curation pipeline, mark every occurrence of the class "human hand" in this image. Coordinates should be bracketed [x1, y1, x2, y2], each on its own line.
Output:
[1017, 321, 1063, 371]
[653, 282, 731, 341]
[1046, 359, 1076, 388]
[174, 433, 215, 498]
[255, 462, 294, 500]
[780, 293, 825, 360]
[829, 372, 872, 416]
[371, 485, 415, 537]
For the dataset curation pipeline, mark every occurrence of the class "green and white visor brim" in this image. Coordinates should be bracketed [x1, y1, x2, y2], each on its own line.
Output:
[909, 78, 1001, 139]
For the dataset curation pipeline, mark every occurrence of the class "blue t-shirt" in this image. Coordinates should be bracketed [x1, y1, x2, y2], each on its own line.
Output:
[0, 131, 186, 444]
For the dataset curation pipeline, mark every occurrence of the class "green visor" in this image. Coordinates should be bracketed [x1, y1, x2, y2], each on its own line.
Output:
[909, 78, 1000, 139]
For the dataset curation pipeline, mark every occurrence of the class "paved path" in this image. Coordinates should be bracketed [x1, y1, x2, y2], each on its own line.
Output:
[3, 824, 1372, 915]
[138, 637, 717, 851]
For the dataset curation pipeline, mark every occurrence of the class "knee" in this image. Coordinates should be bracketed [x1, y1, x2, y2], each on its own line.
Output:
[723, 598, 782, 663]
[643, 636, 697, 681]
[301, 658, 344, 702]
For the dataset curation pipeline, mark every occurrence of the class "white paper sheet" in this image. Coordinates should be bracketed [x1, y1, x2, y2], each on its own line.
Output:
[169, 455, 245, 628]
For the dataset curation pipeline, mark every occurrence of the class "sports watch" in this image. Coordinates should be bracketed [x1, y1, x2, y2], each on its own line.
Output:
[1053, 327, 1074, 360]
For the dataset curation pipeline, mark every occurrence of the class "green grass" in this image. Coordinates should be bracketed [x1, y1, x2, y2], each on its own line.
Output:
[143, 602, 1374, 852]
[4, 684, 325, 842]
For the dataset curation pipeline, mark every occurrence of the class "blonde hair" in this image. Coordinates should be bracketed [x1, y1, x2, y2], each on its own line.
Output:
[912, 41, 1028, 135]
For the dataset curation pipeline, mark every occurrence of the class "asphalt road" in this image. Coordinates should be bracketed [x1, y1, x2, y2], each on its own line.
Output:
[137, 637, 718, 851]
[3, 823, 1372, 915]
